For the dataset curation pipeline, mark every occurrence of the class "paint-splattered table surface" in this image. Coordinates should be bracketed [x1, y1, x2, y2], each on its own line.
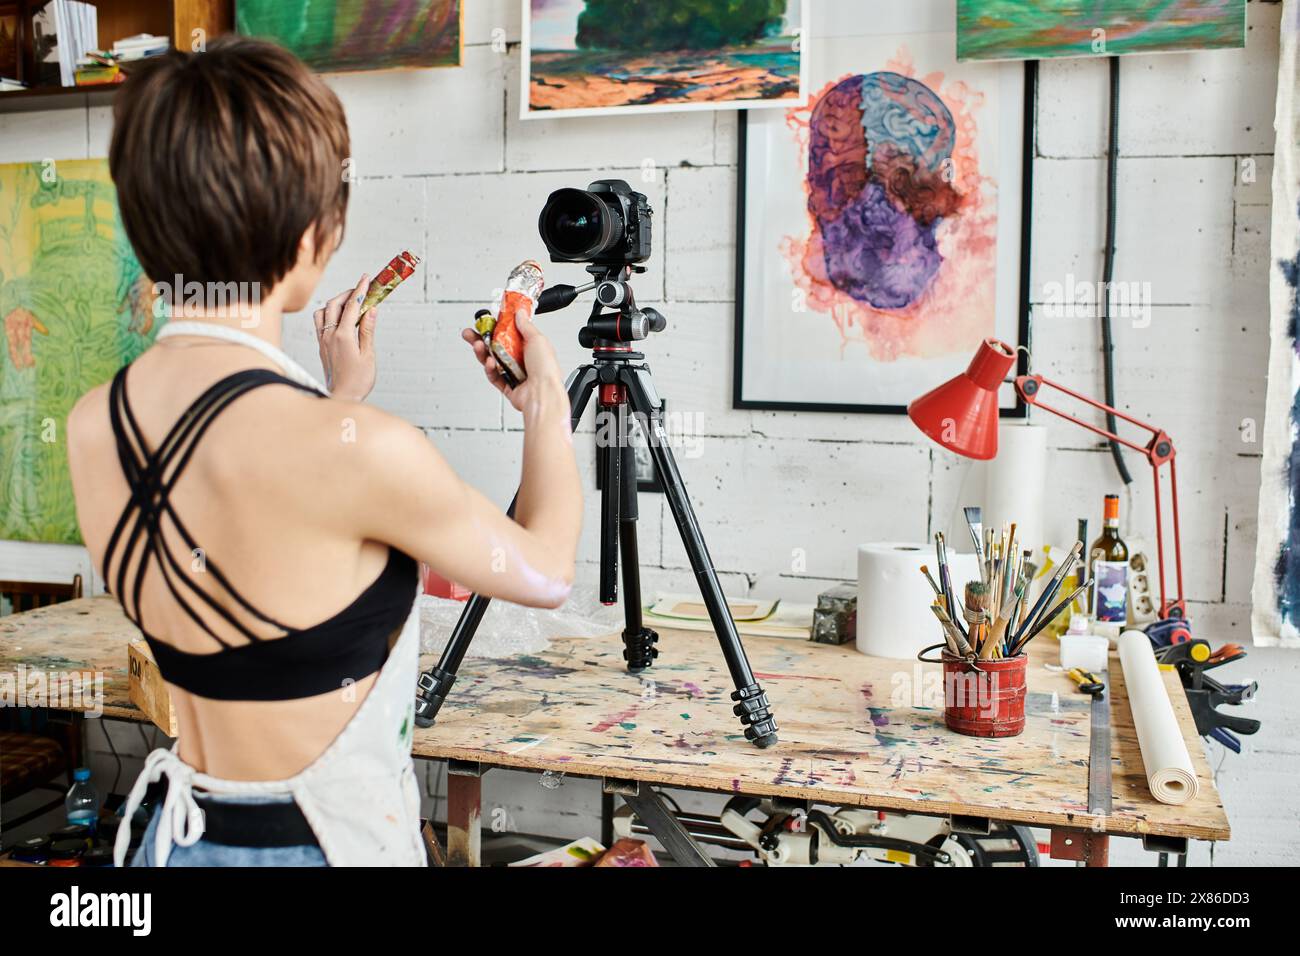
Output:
[424, 622, 1229, 841]
[0, 596, 1229, 841]
[0, 598, 136, 717]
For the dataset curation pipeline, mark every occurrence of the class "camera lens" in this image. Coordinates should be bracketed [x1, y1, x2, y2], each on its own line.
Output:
[540, 188, 621, 261]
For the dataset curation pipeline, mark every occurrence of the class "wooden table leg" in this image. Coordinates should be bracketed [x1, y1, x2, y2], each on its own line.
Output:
[446, 761, 484, 868]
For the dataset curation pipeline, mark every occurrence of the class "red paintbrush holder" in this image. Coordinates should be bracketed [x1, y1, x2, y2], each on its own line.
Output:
[941, 651, 1027, 738]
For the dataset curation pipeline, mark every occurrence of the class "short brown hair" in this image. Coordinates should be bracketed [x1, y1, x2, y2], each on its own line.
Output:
[109, 35, 350, 295]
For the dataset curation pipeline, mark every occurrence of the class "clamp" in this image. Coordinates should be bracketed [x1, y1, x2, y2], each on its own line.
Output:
[1151, 634, 1260, 753]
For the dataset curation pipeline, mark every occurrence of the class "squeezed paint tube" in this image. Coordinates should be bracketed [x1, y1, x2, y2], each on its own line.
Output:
[481, 259, 544, 388]
[360, 250, 421, 316]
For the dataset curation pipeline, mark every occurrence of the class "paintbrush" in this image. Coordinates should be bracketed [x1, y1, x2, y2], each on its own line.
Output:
[1016, 559, 1038, 621]
[934, 535, 964, 640]
[1002, 552, 1013, 620]
[963, 506, 984, 568]
[921, 562, 965, 638]
[981, 573, 1030, 660]
[931, 603, 973, 657]
[1004, 538, 1015, 610]
[1011, 579, 1093, 655]
[1012, 541, 1082, 646]
[930, 602, 961, 656]
[936, 533, 957, 620]
[963, 580, 991, 655]
[991, 554, 1002, 614]
[984, 528, 994, 586]
[919, 564, 943, 598]
[1007, 564, 1026, 650]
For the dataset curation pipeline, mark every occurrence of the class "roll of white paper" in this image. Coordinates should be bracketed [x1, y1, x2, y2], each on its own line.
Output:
[980, 422, 1048, 557]
[1117, 629, 1199, 805]
[856, 543, 978, 660]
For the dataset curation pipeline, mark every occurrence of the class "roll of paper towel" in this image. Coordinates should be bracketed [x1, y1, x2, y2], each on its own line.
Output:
[1118, 629, 1199, 805]
[981, 421, 1048, 557]
[856, 543, 979, 659]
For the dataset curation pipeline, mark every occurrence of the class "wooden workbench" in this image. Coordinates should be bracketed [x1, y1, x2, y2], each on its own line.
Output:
[0, 596, 1230, 865]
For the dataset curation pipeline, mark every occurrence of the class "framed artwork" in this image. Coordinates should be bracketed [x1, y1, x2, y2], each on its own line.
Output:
[0, 159, 158, 544]
[957, 0, 1246, 62]
[236, 0, 462, 73]
[734, 11, 1032, 414]
[522, 0, 807, 119]
[1252, 0, 1300, 649]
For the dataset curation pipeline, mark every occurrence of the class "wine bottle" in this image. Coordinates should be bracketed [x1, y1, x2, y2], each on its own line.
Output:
[1089, 495, 1129, 623]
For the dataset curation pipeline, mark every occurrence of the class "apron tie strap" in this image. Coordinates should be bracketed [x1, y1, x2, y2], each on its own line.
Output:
[113, 747, 206, 867]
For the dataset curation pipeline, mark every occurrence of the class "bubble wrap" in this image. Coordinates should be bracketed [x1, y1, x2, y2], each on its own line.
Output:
[419, 586, 624, 659]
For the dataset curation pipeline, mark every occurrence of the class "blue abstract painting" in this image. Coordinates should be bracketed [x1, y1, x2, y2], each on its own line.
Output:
[1252, 0, 1300, 648]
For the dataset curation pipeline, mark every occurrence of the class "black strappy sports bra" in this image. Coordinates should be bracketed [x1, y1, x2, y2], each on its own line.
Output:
[101, 365, 419, 702]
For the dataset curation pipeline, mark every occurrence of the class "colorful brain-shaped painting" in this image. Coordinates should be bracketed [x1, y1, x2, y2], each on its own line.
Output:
[808, 72, 961, 309]
[784, 60, 996, 362]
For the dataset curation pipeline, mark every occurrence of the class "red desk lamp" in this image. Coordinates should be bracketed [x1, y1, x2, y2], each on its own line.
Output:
[908, 338, 1186, 620]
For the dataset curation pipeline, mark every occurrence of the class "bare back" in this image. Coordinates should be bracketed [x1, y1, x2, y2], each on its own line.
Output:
[69, 341, 400, 780]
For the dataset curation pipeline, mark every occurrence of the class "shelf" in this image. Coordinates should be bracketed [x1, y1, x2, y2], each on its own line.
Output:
[0, 84, 120, 113]
[0, 0, 232, 115]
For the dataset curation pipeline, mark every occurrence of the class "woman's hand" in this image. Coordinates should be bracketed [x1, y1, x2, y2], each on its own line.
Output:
[461, 309, 566, 416]
[315, 274, 377, 402]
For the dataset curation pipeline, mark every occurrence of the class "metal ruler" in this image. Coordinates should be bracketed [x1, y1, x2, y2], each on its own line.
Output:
[1088, 662, 1113, 819]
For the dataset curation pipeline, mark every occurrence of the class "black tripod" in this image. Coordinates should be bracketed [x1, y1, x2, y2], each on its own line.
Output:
[414, 265, 778, 747]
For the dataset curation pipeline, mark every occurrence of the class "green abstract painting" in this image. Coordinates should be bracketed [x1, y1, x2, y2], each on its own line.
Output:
[236, 0, 462, 72]
[0, 160, 158, 544]
[957, 0, 1246, 62]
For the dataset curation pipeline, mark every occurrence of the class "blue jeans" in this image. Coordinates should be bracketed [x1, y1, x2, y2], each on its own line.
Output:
[127, 794, 328, 867]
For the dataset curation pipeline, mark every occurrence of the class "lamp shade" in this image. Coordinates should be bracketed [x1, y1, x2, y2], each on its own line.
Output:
[907, 338, 1016, 461]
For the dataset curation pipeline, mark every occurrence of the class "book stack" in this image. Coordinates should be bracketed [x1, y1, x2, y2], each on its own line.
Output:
[33, 0, 98, 87]
[112, 33, 170, 61]
[643, 594, 813, 640]
[75, 52, 122, 87]
[74, 34, 170, 86]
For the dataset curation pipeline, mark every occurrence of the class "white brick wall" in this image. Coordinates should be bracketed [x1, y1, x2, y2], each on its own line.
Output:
[2, 0, 1294, 865]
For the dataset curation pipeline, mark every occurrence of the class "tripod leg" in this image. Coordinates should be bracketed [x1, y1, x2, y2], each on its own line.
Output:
[621, 366, 777, 748]
[414, 365, 600, 728]
[596, 402, 621, 604]
[617, 418, 658, 671]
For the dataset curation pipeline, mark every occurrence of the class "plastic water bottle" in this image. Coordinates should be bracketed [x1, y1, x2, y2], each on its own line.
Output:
[65, 768, 99, 833]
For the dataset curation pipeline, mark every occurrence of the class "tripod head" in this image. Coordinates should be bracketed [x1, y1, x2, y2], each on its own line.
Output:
[536, 263, 667, 350]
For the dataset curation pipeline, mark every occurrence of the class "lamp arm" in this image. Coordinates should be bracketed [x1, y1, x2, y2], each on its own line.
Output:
[1014, 374, 1158, 457]
[1013, 373, 1186, 619]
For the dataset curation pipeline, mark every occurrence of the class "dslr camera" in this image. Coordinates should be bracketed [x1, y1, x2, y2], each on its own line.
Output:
[538, 179, 652, 268]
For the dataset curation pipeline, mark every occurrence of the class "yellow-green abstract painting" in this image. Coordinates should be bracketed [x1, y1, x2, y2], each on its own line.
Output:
[957, 0, 1246, 62]
[0, 160, 158, 544]
[236, 0, 462, 72]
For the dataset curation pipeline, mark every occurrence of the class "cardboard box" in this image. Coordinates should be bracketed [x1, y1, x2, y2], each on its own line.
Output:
[127, 638, 178, 738]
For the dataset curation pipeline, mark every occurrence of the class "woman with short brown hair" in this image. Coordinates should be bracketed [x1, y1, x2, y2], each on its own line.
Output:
[67, 36, 582, 866]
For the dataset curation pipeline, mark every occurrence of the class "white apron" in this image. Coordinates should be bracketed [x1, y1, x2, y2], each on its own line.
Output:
[112, 322, 427, 867]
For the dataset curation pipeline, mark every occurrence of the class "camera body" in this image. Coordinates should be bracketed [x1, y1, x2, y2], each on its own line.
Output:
[539, 179, 652, 268]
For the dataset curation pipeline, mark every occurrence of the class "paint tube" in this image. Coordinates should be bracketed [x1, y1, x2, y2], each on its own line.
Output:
[360, 250, 421, 316]
[485, 259, 544, 387]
